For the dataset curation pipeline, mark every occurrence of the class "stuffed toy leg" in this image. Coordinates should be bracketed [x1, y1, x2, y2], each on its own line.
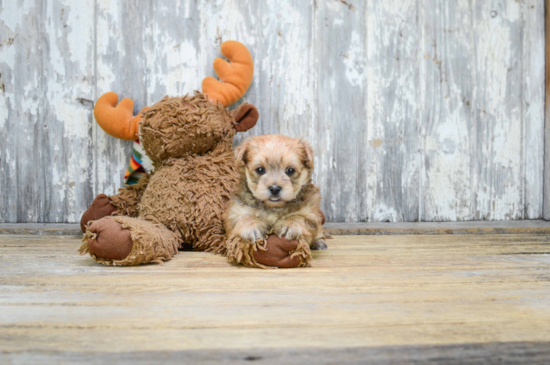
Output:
[80, 216, 180, 266]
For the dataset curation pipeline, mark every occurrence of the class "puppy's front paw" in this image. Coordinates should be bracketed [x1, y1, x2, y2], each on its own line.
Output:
[239, 225, 265, 243]
[311, 239, 327, 250]
[277, 225, 303, 240]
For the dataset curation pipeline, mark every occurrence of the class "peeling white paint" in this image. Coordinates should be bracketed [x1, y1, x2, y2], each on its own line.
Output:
[96, 0, 122, 92]
[0, 40, 17, 70]
[0, 0, 33, 32]
[0, 0, 546, 223]
[343, 31, 365, 88]
[522, 0, 545, 219]
[275, 1, 316, 137]
[373, 204, 400, 223]
[21, 82, 40, 115]
[0, 93, 7, 129]
[65, 1, 94, 66]
[58, 102, 90, 139]
[162, 40, 199, 96]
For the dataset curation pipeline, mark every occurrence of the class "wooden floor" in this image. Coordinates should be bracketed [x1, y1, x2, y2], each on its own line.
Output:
[1, 234, 550, 364]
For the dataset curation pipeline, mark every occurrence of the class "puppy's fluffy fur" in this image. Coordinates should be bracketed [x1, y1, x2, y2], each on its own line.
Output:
[224, 134, 326, 249]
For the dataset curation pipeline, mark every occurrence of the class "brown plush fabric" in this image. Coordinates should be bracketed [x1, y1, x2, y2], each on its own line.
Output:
[227, 234, 312, 269]
[81, 92, 249, 265]
[138, 144, 238, 254]
[80, 216, 180, 266]
[86, 218, 133, 260]
[109, 174, 150, 217]
[140, 94, 234, 165]
[80, 194, 118, 233]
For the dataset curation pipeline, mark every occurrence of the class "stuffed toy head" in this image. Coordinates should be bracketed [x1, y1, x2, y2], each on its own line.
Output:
[93, 41, 259, 178]
[139, 94, 257, 165]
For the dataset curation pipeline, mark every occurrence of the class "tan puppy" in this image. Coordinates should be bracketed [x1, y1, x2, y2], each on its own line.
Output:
[224, 135, 326, 259]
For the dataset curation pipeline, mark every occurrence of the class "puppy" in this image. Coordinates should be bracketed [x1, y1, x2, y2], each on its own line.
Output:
[224, 134, 326, 253]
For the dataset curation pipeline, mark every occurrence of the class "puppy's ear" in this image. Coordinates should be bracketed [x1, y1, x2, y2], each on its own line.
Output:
[234, 104, 259, 132]
[235, 138, 252, 166]
[299, 139, 314, 169]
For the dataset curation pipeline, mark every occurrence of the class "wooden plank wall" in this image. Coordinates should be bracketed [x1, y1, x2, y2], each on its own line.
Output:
[544, 0, 550, 220]
[0, 0, 545, 223]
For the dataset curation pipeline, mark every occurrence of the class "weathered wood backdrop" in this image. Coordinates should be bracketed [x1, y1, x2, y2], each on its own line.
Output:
[0, 0, 546, 223]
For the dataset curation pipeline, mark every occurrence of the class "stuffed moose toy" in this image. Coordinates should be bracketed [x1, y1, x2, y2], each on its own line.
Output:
[79, 41, 320, 268]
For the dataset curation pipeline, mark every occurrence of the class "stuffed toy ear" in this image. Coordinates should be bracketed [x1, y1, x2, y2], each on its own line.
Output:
[234, 104, 259, 132]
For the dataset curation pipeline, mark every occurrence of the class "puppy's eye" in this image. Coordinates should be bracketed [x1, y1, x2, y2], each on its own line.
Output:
[285, 168, 295, 176]
[255, 167, 265, 175]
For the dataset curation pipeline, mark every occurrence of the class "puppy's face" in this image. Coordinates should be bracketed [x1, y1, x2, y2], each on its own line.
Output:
[236, 135, 314, 208]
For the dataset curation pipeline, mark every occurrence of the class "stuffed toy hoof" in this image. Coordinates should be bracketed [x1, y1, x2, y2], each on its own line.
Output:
[253, 235, 303, 268]
[80, 194, 118, 233]
[226, 234, 312, 269]
[85, 218, 133, 260]
[80, 216, 180, 266]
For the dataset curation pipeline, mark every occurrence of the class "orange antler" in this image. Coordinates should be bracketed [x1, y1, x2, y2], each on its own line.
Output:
[93, 92, 148, 141]
[202, 41, 254, 106]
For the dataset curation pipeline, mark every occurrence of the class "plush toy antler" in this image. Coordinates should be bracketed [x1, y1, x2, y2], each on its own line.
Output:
[94, 93, 149, 141]
[93, 40, 254, 140]
[202, 40, 254, 106]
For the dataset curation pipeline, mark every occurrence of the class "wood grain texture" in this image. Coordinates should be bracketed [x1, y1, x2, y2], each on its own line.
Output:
[2, 343, 550, 365]
[1, 234, 550, 363]
[473, 1, 526, 220]
[420, 0, 475, 221]
[523, 0, 545, 219]
[3, 220, 550, 236]
[544, 0, 550, 220]
[0, 0, 43, 223]
[367, 0, 421, 222]
[0, 0, 546, 223]
[316, 1, 365, 222]
[148, 1, 201, 102]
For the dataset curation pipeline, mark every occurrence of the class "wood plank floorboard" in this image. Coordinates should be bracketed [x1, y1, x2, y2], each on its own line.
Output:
[0, 234, 549, 364]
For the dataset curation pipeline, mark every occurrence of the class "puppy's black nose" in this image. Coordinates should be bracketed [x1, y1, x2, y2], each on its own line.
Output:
[269, 185, 282, 195]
